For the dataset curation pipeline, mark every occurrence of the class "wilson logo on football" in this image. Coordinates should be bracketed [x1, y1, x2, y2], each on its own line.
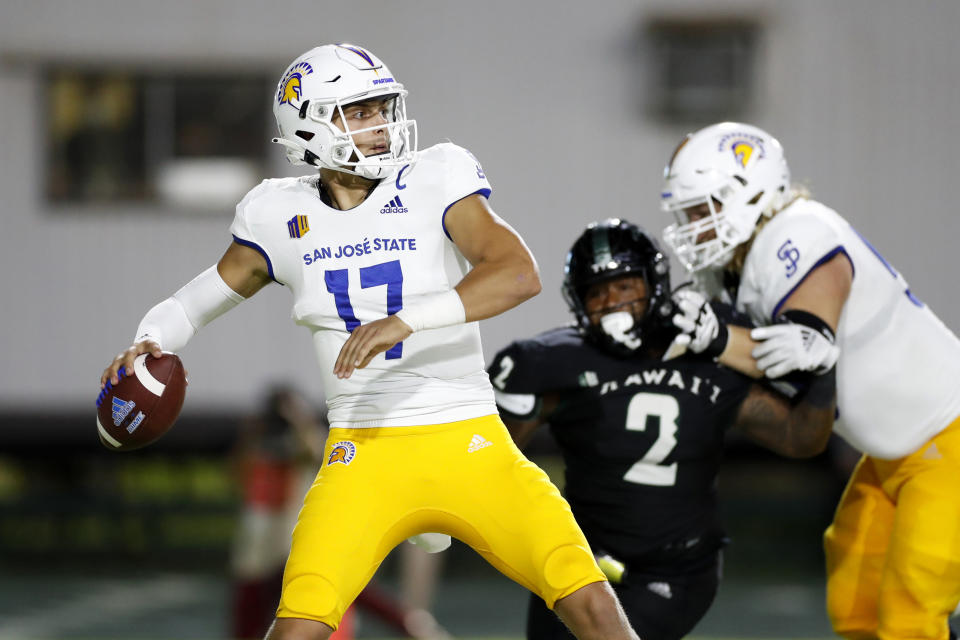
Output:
[328, 441, 357, 466]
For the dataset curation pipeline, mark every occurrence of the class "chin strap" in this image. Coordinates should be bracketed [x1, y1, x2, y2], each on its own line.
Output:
[271, 137, 312, 166]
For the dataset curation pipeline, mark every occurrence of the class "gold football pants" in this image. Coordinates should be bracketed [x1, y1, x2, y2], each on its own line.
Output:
[276, 414, 605, 629]
[825, 415, 960, 640]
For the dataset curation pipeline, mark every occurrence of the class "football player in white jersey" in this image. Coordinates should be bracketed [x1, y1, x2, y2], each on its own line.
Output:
[660, 122, 960, 640]
[100, 44, 640, 640]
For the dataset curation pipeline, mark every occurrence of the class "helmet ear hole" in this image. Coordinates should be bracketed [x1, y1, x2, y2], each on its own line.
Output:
[295, 130, 315, 141]
[747, 191, 764, 205]
[298, 100, 310, 119]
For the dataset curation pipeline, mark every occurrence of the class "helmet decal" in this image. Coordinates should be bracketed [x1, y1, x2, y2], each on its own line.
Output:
[277, 62, 314, 108]
[718, 131, 766, 168]
[590, 229, 613, 272]
[731, 141, 754, 168]
[336, 44, 382, 72]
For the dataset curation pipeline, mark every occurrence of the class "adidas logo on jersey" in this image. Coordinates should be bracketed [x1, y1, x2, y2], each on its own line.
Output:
[468, 434, 492, 453]
[380, 196, 408, 214]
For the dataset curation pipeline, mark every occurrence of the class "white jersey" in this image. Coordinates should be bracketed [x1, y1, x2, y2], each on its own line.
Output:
[230, 143, 498, 428]
[736, 198, 960, 459]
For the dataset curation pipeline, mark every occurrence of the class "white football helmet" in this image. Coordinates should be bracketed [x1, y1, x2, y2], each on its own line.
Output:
[661, 122, 790, 272]
[271, 43, 417, 179]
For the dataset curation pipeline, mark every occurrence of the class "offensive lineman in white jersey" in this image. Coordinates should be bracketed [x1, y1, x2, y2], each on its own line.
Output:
[660, 122, 960, 639]
[100, 44, 641, 640]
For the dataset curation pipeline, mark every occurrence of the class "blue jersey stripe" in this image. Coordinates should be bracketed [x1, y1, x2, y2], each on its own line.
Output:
[770, 246, 851, 320]
[232, 235, 278, 282]
[442, 188, 492, 241]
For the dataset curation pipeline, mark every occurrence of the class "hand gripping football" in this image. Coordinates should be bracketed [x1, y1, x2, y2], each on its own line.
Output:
[95, 353, 187, 451]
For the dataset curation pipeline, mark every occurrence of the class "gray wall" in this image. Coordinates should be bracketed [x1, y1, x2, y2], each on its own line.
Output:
[2, 0, 959, 412]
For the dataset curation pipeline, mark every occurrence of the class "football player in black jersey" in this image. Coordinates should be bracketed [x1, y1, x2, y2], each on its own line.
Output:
[489, 219, 837, 640]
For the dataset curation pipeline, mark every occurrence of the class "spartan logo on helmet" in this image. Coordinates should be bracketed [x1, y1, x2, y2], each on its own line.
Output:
[277, 61, 314, 108]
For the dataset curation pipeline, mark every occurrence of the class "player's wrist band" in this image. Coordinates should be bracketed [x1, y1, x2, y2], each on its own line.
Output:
[777, 309, 835, 342]
[703, 321, 729, 359]
[394, 290, 466, 332]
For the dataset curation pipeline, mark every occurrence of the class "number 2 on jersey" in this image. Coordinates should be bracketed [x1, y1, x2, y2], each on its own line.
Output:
[623, 392, 679, 487]
[324, 259, 404, 359]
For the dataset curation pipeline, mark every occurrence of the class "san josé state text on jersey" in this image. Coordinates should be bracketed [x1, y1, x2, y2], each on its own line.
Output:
[302, 237, 419, 265]
[490, 327, 753, 558]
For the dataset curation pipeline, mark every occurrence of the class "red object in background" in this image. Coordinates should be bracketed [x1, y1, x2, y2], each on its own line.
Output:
[243, 459, 295, 509]
[330, 606, 354, 639]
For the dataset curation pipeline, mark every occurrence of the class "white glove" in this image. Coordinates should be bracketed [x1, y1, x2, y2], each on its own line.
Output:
[671, 289, 728, 357]
[750, 323, 839, 378]
[406, 533, 452, 554]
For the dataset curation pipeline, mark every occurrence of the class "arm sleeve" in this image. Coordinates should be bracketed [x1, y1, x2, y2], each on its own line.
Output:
[134, 265, 245, 352]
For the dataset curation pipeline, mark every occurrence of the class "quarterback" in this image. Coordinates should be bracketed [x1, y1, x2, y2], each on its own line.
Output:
[661, 122, 960, 640]
[490, 219, 835, 640]
[100, 45, 639, 640]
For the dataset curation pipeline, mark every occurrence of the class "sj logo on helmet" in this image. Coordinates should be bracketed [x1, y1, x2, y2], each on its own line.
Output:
[277, 61, 314, 108]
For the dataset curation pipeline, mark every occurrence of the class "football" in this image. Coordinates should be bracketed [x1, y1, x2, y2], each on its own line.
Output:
[95, 353, 187, 451]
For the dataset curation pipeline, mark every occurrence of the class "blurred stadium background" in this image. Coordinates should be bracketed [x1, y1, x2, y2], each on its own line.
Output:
[2, 0, 960, 638]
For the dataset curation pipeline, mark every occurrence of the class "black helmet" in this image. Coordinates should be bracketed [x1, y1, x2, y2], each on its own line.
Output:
[562, 219, 673, 355]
